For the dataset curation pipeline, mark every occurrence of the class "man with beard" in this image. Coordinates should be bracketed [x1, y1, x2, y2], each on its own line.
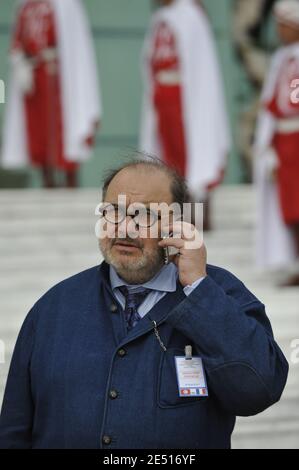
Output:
[0, 159, 288, 449]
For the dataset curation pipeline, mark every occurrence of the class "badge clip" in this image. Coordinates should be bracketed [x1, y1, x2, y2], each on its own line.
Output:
[152, 320, 167, 352]
[185, 345, 192, 361]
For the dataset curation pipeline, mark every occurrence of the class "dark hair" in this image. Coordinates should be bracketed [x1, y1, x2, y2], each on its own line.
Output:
[101, 152, 190, 209]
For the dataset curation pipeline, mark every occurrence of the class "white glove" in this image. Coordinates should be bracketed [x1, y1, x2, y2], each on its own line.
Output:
[11, 50, 34, 94]
[264, 147, 279, 182]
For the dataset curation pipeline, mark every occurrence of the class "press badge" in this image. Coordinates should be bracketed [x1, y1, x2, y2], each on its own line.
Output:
[174, 350, 208, 398]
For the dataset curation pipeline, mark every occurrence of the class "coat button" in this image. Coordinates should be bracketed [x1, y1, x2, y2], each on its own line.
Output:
[109, 389, 118, 399]
[110, 304, 118, 313]
[118, 348, 127, 357]
[102, 435, 112, 445]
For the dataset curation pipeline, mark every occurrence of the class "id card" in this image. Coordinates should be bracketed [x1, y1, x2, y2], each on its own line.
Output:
[174, 356, 208, 397]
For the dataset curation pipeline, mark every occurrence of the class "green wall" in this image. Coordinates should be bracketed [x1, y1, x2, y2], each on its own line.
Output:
[0, 0, 246, 188]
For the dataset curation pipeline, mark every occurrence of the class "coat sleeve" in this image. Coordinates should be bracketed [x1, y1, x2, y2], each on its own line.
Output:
[166, 272, 289, 417]
[0, 308, 36, 449]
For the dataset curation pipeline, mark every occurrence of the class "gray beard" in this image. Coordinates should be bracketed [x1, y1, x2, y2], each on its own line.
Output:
[99, 241, 164, 284]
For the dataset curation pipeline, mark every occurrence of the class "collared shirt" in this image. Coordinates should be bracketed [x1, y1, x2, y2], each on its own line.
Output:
[109, 263, 205, 318]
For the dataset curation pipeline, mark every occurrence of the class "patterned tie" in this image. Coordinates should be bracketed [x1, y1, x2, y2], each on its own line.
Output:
[118, 286, 150, 331]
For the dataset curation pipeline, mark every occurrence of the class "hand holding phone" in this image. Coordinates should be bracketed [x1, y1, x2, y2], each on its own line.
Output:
[159, 220, 207, 286]
[162, 231, 180, 265]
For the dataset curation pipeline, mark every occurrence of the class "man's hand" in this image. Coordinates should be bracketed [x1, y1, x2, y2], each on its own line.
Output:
[158, 221, 207, 287]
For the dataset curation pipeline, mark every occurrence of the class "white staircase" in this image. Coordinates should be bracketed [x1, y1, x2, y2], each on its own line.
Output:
[0, 186, 298, 449]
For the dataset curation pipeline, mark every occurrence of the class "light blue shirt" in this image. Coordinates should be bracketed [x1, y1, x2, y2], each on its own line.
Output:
[109, 263, 205, 318]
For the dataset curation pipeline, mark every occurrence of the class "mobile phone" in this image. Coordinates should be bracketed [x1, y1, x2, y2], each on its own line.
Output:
[162, 231, 180, 265]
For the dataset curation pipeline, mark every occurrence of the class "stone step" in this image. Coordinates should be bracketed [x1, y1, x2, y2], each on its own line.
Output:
[0, 288, 298, 317]
[0, 268, 296, 292]
[232, 429, 299, 449]
[0, 185, 254, 197]
[0, 204, 256, 218]
[0, 250, 254, 270]
[0, 229, 256, 244]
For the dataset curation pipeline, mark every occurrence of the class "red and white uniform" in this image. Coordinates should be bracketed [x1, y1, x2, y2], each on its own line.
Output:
[266, 55, 299, 225]
[254, 0, 299, 269]
[254, 43, 299, 269]
[13, 0, 75, 170]
[1, 0, 102, 170]
[140, 0, 230, 197]
[151, 21, 187, 177]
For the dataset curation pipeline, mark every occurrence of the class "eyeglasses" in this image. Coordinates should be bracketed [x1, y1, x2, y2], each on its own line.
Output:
[98, 203, 162, 228]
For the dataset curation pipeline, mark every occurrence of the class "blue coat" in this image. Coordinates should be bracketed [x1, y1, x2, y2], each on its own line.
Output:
[0, 262, 288, 449]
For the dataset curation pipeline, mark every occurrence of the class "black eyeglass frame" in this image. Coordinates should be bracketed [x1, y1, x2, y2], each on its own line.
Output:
[98, 203, 164, 228]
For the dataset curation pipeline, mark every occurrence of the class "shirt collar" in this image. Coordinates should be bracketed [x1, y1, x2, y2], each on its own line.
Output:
[109, 262, 178, 293]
